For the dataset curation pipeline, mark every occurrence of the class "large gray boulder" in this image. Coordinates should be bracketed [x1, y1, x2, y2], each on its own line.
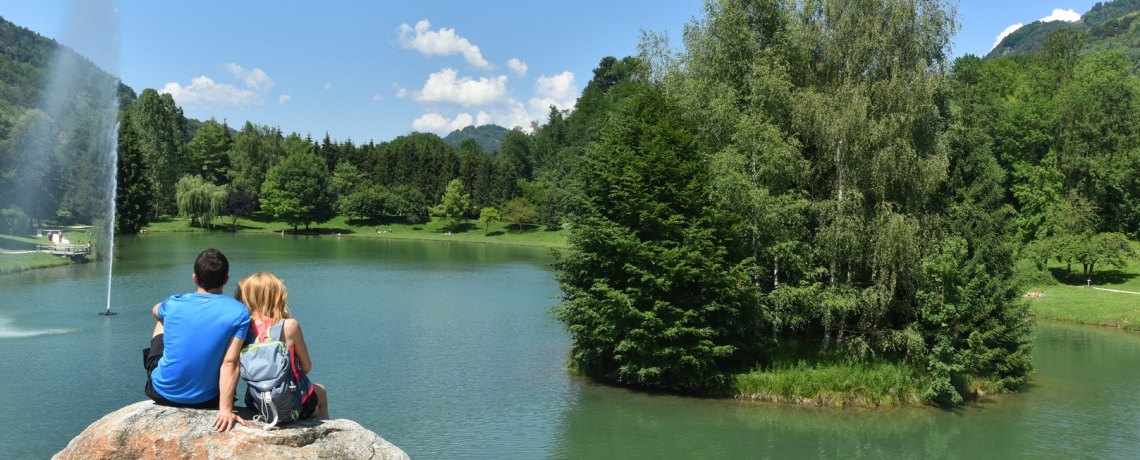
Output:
[53, 401, 410, 459]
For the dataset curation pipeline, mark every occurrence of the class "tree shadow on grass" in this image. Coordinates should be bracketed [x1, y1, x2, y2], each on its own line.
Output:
[439, 222, 478, 234]
[241, 212, 278, 224]
[486, 231, 505, 237]
[504, 224, 540, 233]
[1049, 267, 1139, 286]
[345, 216, 432, 227]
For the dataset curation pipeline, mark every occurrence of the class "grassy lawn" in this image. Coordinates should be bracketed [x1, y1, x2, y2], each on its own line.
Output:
[1024, 256, 1140, 331]
[143, 213, 569, 248]
[0, 252, 73, 275]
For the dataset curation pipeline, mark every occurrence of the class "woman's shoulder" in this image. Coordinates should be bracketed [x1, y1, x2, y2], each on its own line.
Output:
[282, 317, 302, 331]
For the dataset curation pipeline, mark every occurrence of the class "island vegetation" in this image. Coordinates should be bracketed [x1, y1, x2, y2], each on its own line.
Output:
[554, 0, 1140, 407]
[1, 0, 1140, 407]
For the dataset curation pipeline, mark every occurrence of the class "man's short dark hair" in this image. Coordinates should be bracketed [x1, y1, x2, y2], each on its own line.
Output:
[194, 249, 229, 290]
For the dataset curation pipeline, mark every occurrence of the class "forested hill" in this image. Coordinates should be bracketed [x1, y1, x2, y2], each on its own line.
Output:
[0, 15, 135, 117]
[987, 0, 1140, 60]
[442, 124, 510, 152]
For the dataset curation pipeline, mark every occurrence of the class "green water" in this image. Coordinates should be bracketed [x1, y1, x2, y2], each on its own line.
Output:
[1, 233, 1138, 459]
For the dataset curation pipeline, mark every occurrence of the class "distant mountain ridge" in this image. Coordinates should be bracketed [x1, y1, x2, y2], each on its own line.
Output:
[987, 0, 1140, 60]
[442, 124, 510, 152]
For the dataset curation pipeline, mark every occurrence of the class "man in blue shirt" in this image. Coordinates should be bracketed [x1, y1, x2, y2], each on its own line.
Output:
[142, 248, 250, 432]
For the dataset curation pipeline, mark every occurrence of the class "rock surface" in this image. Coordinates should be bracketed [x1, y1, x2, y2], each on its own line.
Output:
[53, 401, 410, 460]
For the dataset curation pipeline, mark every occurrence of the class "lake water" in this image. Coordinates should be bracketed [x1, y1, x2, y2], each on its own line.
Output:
[1, 233, 1139, 459]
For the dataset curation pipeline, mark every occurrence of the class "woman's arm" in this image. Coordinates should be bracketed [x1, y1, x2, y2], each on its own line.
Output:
[284, 318, 312, 375]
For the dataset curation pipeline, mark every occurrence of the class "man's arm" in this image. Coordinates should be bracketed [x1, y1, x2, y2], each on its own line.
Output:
[211, 336, 246, 432]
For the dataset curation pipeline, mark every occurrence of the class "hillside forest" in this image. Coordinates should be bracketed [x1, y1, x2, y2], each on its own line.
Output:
[2, 0, 1140, 403]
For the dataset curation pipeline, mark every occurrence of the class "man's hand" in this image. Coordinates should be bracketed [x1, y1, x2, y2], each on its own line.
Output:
[212, 410, 246, 432]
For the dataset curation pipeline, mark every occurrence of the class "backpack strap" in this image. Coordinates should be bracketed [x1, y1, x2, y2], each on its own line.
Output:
[269, 319, 286, 343]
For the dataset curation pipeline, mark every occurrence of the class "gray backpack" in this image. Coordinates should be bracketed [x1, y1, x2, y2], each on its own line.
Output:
[240, 320, 303, 429]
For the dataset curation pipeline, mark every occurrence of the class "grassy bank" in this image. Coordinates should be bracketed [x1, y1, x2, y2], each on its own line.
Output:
[0, 252, 73, 275]
[733, 360, 927, 408]
[142, 213, 569, 248]
[1024, 257, 1140, 331]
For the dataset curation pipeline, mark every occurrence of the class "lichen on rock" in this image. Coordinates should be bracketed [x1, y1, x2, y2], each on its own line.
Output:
[53, 401, 410, 459]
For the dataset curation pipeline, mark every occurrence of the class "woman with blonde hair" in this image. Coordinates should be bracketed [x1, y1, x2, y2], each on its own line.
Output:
[235, 272, 329, 419]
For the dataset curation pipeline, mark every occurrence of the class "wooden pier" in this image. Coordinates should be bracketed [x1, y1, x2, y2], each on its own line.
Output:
[35, 244, 90, 257]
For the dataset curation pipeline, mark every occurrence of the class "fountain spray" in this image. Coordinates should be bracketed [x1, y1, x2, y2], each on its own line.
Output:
[99, 118, 119, 316]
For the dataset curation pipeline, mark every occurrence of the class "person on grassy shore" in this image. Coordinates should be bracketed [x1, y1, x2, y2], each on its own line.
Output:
[236, 271, 329, 419]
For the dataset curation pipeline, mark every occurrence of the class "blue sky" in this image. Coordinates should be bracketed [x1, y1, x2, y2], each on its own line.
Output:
[0, 0, 1111, 143]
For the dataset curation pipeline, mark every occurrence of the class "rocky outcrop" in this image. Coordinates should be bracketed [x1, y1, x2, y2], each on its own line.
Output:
[53, 401, 410, 460]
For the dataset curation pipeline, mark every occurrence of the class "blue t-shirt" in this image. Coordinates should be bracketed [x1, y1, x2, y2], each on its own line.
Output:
[151, 292, 251, 404]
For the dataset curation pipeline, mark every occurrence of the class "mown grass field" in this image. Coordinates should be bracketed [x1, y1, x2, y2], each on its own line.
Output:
[143, 213, 570, 248]
[1025, 257, 1140, 331]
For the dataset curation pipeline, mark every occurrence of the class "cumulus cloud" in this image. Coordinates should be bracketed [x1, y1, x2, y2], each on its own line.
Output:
[372, 93, 384, 101]
[991, 23, 1024, 51]
[528, 71, 578, 120]
[161, 63, 276, 109]
[507, 58, 528, 78]
[398, 19, 491, 69]
[412, 112, 475, 134]
[495, 99, 538, 133]
[321, 83, 334, 93]
[1041, 9, 1081, 23]
[160, 76, 263, 110]
[412, 68, 508, 106]
[278, 95, 291, 105]
[476, 111, 492, 126]
[225, 63, 273, 92]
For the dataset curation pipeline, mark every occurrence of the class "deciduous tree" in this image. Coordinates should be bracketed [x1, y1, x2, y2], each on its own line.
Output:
[260, 152, 335, 232]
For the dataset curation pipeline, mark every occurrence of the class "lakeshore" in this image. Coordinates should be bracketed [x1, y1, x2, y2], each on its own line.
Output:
[142, 213, 569, 249]
[1025, 259, 1140, 331]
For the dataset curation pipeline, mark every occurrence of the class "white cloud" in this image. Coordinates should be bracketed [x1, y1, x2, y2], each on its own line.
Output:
[398, 19, 491, 69]
[507, 58, 528, 78]
[160, 76, 263, 109]
[991, 23, 1024, 51]
[494, 98, 537, 133]
[1041, 9, 1081, 23]
[372, 93, 384, 101]
[393, 82, 409, 98]
[278, 94, 291, 105]
[528, 71, 578, 120]
[225, 63, 273, 92]
[476, 111, 492, 126]
[412, 112, 474, 134]
[321, 83, 334, 93]
[161, 63, 276, 109]
[412, 68, 508, 106]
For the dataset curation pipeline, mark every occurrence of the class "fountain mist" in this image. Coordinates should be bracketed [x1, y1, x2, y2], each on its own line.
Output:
[20, 0, 122, 314]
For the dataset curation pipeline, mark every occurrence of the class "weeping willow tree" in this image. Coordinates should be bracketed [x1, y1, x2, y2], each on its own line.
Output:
[555, 0, 1032, 402]
[175, 174, 227, 228]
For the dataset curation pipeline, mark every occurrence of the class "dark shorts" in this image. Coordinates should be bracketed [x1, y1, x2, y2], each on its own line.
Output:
[143, 334, 221, 409]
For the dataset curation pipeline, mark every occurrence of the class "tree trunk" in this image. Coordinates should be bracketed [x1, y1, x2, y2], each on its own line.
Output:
[824, 142, 843, 353]
[771, 253, 779, 341]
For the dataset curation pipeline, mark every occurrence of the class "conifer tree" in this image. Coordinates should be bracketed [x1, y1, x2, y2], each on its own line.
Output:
[114, 111, 152, 234]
